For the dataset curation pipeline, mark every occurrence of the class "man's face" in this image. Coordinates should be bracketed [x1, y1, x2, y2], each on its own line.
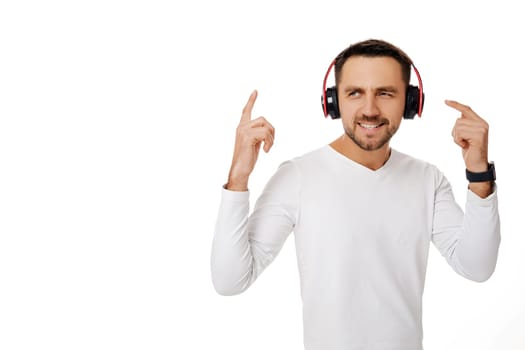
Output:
[337, 56, 406, 151]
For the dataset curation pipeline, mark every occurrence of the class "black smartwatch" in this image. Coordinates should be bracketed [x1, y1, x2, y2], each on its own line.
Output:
[466, 162, 496, 182]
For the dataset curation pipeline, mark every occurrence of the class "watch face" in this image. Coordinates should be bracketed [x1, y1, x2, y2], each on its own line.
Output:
[490, 162, 496, 181]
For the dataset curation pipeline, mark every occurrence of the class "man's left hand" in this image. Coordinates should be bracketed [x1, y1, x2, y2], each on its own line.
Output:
[446, 100, 489, 172]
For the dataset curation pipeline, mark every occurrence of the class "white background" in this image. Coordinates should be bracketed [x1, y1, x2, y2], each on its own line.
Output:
[0, 0, 523, 349]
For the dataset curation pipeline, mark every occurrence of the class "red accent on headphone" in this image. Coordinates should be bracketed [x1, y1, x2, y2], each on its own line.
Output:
[322, 59, 337, 118]
[412, 64, 424, 117]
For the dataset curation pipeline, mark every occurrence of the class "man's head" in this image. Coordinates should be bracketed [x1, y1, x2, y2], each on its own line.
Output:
[334, 39, 414, 151]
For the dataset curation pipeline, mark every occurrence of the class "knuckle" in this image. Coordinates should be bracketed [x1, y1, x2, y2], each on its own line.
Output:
[478, 123, 488, 132]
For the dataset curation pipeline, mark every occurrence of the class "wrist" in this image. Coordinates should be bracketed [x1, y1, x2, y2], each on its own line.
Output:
[225, 174, 249, 192]
[468, 181, 493, 199]
[466, 165, 488, 173]
[465, 159, 489, 173]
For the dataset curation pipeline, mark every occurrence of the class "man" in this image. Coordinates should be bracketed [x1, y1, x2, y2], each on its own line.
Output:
[210, 39, 500, 350]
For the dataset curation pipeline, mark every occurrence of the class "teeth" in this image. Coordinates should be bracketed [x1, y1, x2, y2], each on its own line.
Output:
[360, 123, 380, 129]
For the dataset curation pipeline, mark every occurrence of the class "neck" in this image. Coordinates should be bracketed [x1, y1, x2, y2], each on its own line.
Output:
[329, 134, 391, 170]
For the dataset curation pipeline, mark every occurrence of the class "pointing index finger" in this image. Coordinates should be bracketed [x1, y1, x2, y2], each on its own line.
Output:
[445, 99, 480, 119]
[241, 90, 258, 122]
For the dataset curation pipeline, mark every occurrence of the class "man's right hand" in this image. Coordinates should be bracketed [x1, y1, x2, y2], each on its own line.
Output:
[226, 90, 275, 191]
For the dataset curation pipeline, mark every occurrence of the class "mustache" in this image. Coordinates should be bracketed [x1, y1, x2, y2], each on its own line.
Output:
[355, 116, 390, 125]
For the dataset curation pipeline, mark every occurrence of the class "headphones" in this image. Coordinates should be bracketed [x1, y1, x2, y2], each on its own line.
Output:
[321, 57, 425, 120]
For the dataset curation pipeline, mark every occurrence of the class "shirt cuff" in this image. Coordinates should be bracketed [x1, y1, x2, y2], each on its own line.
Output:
[221, 184, 250, 202]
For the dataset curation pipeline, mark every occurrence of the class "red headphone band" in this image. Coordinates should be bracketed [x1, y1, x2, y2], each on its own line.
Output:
[322, 59, 337, 118]
[411, 64, 424, 117]
[322, 58, 424, 118]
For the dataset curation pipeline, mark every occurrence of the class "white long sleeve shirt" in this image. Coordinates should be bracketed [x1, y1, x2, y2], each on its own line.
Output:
[211, 145, 500, 350]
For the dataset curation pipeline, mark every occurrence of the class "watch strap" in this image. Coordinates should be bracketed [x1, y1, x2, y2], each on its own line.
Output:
[466, 162, 496, 182]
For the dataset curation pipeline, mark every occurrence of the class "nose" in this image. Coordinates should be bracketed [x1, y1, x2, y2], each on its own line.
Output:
[361, 94, 380, 118]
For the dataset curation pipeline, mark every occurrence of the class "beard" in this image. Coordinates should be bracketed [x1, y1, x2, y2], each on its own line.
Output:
[344, 116, 398, 151]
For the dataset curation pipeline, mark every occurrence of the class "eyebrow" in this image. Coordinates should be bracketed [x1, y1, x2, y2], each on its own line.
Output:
[342, 86, 400, 93]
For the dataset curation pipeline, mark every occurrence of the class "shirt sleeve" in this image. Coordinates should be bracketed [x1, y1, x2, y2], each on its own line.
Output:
[210, 160, 300, 295]
[431, 171, 501, 282]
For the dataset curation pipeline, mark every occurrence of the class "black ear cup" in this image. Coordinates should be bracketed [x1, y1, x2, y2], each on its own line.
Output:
[322, 87, 341, 119]
[403, 85, 424, 119]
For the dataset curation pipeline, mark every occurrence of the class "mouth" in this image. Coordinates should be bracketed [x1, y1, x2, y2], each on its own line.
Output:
[358, 122, 385, 130]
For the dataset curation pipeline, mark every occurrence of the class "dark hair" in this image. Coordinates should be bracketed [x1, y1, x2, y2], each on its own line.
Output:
[334, 39, 413, 87]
